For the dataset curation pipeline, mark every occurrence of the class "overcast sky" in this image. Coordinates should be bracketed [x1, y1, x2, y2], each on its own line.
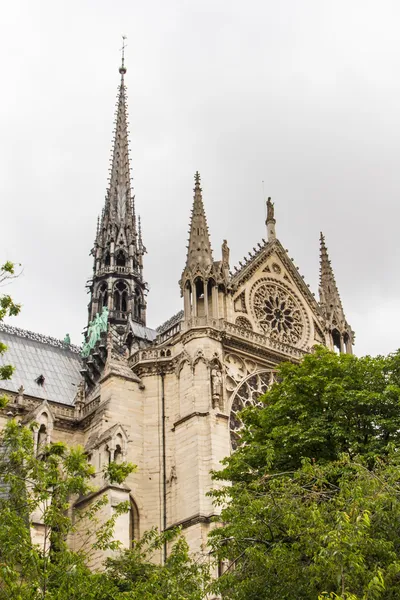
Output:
[1, 0, 400, 356]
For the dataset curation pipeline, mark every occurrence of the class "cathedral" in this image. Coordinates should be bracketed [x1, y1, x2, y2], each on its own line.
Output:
[0, 57, 354, 565]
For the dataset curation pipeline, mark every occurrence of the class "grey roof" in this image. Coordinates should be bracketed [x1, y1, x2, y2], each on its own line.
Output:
[0, 323, 82, 406]
[129, 319, 157, 342]
[156, 310, 184, 334]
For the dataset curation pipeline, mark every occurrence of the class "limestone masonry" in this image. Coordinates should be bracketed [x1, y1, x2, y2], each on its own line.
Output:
[0, 58, 354, 565]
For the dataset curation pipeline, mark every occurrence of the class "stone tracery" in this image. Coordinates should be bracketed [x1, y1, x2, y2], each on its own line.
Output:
[224, 353, 276, 450]
[251, 280, 305, 345]
[229, 370, 276, 450]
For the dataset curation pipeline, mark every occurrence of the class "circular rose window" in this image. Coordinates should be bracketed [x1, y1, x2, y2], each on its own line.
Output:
[251, 281, 305, 345]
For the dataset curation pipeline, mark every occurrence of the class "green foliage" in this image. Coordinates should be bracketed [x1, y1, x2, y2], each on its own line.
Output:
[104, 528, 212, 599]
[105, 460, 136, 484]
[210, 348, 400, 599]
[0, 420, 135, 599]
[0, 261, 21, 408]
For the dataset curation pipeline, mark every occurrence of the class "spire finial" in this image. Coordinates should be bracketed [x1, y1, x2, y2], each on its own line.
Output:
[119, 35, 127, 76]
[194, 171, 201, 190]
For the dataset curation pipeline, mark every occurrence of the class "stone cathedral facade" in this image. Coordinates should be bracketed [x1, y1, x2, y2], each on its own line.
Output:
[0, 61, 354, 564]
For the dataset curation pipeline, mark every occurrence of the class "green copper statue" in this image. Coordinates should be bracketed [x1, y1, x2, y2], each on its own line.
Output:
[81, 307, 109, 358]
[63, 333, 71, 345]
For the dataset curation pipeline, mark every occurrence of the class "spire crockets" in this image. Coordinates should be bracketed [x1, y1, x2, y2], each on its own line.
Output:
[88, 52, 147, 329]
[184, 171, 214, 271]
[318, 232, 354, 353]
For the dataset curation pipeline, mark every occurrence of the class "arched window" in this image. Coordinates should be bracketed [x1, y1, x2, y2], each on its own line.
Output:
[114, 445, 123, 464]
[104, 251, 111, 267]
[116, 249, 126, 267]
[114, 281, 129, 312]
[98, 283, 108, 310]
[114, 433, 124, 463]
[37, 424, 47, 454]
[332, 328, 341, 353]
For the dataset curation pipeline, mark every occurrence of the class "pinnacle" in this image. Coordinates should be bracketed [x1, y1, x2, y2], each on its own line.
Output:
[183, 172, 213, 274]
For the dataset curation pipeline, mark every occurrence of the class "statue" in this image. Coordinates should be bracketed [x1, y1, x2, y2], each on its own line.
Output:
[81, 308, 109, 358]
[100, 306, 109, 332]
[211, 366, 223, 410]
[63, 333, 71, 345]
[266, 197, 274, 222]
[222, 239, 230, 267]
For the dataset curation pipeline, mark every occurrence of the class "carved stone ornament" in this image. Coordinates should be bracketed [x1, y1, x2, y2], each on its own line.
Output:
[251, 279, 306, 346]
[211, 366, 223, 410]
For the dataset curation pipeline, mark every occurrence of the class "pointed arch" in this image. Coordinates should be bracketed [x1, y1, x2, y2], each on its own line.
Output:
[113, 280, 129, 313]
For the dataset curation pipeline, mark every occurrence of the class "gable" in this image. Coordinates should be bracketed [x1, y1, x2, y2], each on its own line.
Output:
[230, 241, 325, 349]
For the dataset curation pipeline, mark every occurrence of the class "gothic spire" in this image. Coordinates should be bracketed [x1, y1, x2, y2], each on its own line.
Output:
[100, 55, 135, 236]
[184, 172, 213, 271]
[87, 49, 147, 330]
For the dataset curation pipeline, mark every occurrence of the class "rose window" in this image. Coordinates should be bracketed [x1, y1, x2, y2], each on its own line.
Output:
[252, 282, 304, 345]
[230, 371, 276, 450]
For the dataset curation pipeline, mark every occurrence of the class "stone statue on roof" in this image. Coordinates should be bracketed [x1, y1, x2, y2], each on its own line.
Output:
[266, 197, 274, 222]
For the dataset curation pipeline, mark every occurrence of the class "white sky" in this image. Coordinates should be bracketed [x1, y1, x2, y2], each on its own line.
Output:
[1, 0, 400, 356]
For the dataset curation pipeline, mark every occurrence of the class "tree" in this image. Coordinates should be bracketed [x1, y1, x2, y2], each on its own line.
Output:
[0, 261, 21, 406]
[103, 528, 212, 600]
[0, 418, 135, 599]
[209, 347, 400, 600]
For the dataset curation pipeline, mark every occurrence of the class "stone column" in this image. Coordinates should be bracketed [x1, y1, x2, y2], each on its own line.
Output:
[184, 286, 191, 319]
[192, 282, 197, 317]
[345, 336, 353, 355]
[204, 279, 209, 318]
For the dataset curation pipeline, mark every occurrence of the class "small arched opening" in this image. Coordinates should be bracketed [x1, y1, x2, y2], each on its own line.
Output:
[116, 249, 126, 267]
[332, 328, 342, 353]
[98, 283, 108, 311]
[194, 278, 205, 317]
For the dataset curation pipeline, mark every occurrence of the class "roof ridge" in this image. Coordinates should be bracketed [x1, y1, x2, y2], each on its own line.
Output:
[0, 323, 81, 354]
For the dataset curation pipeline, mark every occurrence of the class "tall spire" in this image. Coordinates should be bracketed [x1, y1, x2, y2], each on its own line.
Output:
[101, 45, 135, 235]
[184, 171, 213, 271]
[87, 44, 147, 330]
[319, 232, 354, 352]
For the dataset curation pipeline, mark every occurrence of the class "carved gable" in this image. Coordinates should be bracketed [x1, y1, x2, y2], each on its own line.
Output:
[231, 241, 324, 350]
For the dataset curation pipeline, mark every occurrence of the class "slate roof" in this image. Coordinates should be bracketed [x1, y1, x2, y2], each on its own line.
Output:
[0, 324, 82, 406]
[129, 319, 157, 342]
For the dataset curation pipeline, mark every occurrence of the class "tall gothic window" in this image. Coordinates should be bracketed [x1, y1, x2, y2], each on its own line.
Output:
[98, 283, 108, 310]
[114, 280, 129, 312]
[104, 251, 111, 267]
